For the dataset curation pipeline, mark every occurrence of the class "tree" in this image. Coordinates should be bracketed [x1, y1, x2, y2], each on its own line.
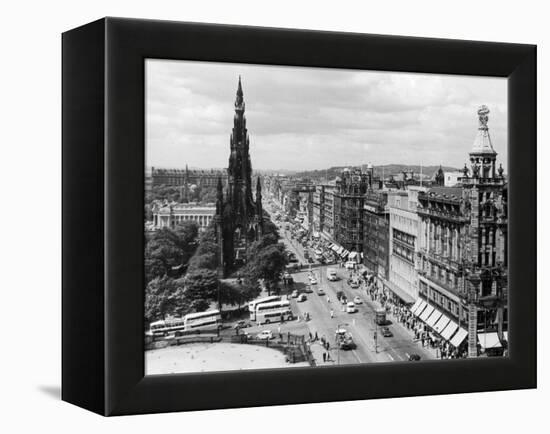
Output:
[145, 276, 190, 323]
[144, 224, 199, 282]
[184, 268, 219, 309]
[247, 242, 288, 295]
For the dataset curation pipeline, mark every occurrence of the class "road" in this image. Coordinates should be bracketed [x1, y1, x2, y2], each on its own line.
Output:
[252, 205, 436, 365]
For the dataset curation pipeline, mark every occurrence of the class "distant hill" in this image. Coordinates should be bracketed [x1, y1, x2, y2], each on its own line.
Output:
[294, 164, 461, 181]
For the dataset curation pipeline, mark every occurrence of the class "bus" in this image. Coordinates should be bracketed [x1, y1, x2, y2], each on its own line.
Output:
[375, 308, 386, 326]
[249, 295, 281, 320]
[148, 317, 186, 336]
[184, 309, 222, 331]
[147, 310, 221, 336]
[255, 300, 294, 325]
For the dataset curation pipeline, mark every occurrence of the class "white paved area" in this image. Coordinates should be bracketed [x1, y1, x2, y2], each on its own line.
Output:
[146, 342, 309, 375]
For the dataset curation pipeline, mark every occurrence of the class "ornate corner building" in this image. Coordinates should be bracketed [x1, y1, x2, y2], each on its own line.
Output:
[214, 77, 264, 277]
[416, 106, 508, 356]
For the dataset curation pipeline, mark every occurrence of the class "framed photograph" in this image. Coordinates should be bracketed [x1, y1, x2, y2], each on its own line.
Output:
[62, 17, 536, 415]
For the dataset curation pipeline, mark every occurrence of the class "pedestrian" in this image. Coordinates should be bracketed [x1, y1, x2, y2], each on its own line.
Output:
[327, 296, 330, 303]
[315, 331, 319, 341]
[322, 352, 326, 363]
[309, 331, 312, 341]
[330, 309, 334, 319]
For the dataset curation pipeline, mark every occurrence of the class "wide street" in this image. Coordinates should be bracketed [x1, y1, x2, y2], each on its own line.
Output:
[242, 208, 436, 366]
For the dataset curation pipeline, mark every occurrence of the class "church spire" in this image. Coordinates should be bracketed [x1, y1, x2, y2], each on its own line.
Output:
[235, 75, 244, 109]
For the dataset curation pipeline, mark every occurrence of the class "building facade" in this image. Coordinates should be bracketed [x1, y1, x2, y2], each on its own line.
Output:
[151, 202, 216, 231]
[151, 166, 228, 188]
[333, 168, 370, 254]
[416, 105, 508, 356]
[363, 190, 390, 281]
[387, 187, 426, 303]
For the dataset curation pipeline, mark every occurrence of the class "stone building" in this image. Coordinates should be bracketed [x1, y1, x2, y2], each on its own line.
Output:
[363, 189, 390, 281]
[151, 166, 228, 188]
[333, 168, 369, 254]
[214, 77, 264, 277]
[387, 186, 426, 304]
[151, 201, 216, 231]
[416, 105, 508, 356]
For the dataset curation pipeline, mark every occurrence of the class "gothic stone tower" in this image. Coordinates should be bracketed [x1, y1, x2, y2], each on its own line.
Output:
[461, 105, 508, 357]
[216, 77, 264, 276]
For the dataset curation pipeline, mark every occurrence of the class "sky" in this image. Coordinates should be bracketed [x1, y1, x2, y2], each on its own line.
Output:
[145, 59, 507, 172]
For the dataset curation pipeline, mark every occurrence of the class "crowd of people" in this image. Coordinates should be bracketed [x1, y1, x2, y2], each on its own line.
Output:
[370, 282, 469, 359]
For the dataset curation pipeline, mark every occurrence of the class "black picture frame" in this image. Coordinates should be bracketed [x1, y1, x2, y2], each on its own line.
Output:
[62, 17, 536, 416]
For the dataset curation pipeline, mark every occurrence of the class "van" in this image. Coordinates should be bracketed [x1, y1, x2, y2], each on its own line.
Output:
[327, 268, 338, 281]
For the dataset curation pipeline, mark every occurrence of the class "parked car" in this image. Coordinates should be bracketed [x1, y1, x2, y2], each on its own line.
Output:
[291, 290, 299, 298]
[317, 288, 326, 296]
[346, 302, 357, 313]
[234, 320, 251, 329]
[349, 279, 360, 289]
[353, 296, 362, 304]
[256, 330, 273, 340]
[381, 326, 393, 337]
[297, 294, 307, 302]
[309, 276, 318, 285]
[408, 354, 421, 361]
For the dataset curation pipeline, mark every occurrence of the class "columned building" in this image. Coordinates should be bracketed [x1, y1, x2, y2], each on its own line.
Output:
[152, 202, 216, 231]
[214, 77, 264, 276]
[416, 105, 508, 357]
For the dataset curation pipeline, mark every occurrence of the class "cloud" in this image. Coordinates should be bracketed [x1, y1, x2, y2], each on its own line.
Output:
[146, 60, 507, 171]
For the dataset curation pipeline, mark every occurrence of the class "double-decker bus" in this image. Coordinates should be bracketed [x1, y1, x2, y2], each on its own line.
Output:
[249, 296, 281, 321]
[183, 309, 222, 331]
[147, 317, 186, 336]
[147, 310, 221, 336]
[254, 300, 293, 325]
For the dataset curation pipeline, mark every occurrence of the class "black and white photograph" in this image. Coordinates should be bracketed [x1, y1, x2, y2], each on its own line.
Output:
[144, 60, 509, 375]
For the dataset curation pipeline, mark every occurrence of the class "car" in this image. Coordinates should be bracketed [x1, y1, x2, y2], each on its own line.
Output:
[408, 354, 421, 361]
[317, 288, 326, 296]
[339, 338, 357, 350]
[353, 296, 363, 304]
[234, 320, 251, 329]
[291, 290, 299, 298]
[349, 279, 360, 289]
[309, 276, 318, 285]
[346, 302, 357, 313]
[381, 326, 393, 337]
[345, 261, 356, 270]
[297, 294, 307, 302]
[256, 330, 273, 340]
[283, 272, 291, 279]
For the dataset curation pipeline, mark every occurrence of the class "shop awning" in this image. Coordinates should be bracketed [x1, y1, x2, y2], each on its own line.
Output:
[478, 332, 502, 349]
[433, 315, 451, 335]
[450, 328, 468, 348]
[440, 320, 458, 341]
[410, 299, 423, 314]
[419, 304, 435, 322]
[412, 300, 427, 317]
[426, 309, 443, 328]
